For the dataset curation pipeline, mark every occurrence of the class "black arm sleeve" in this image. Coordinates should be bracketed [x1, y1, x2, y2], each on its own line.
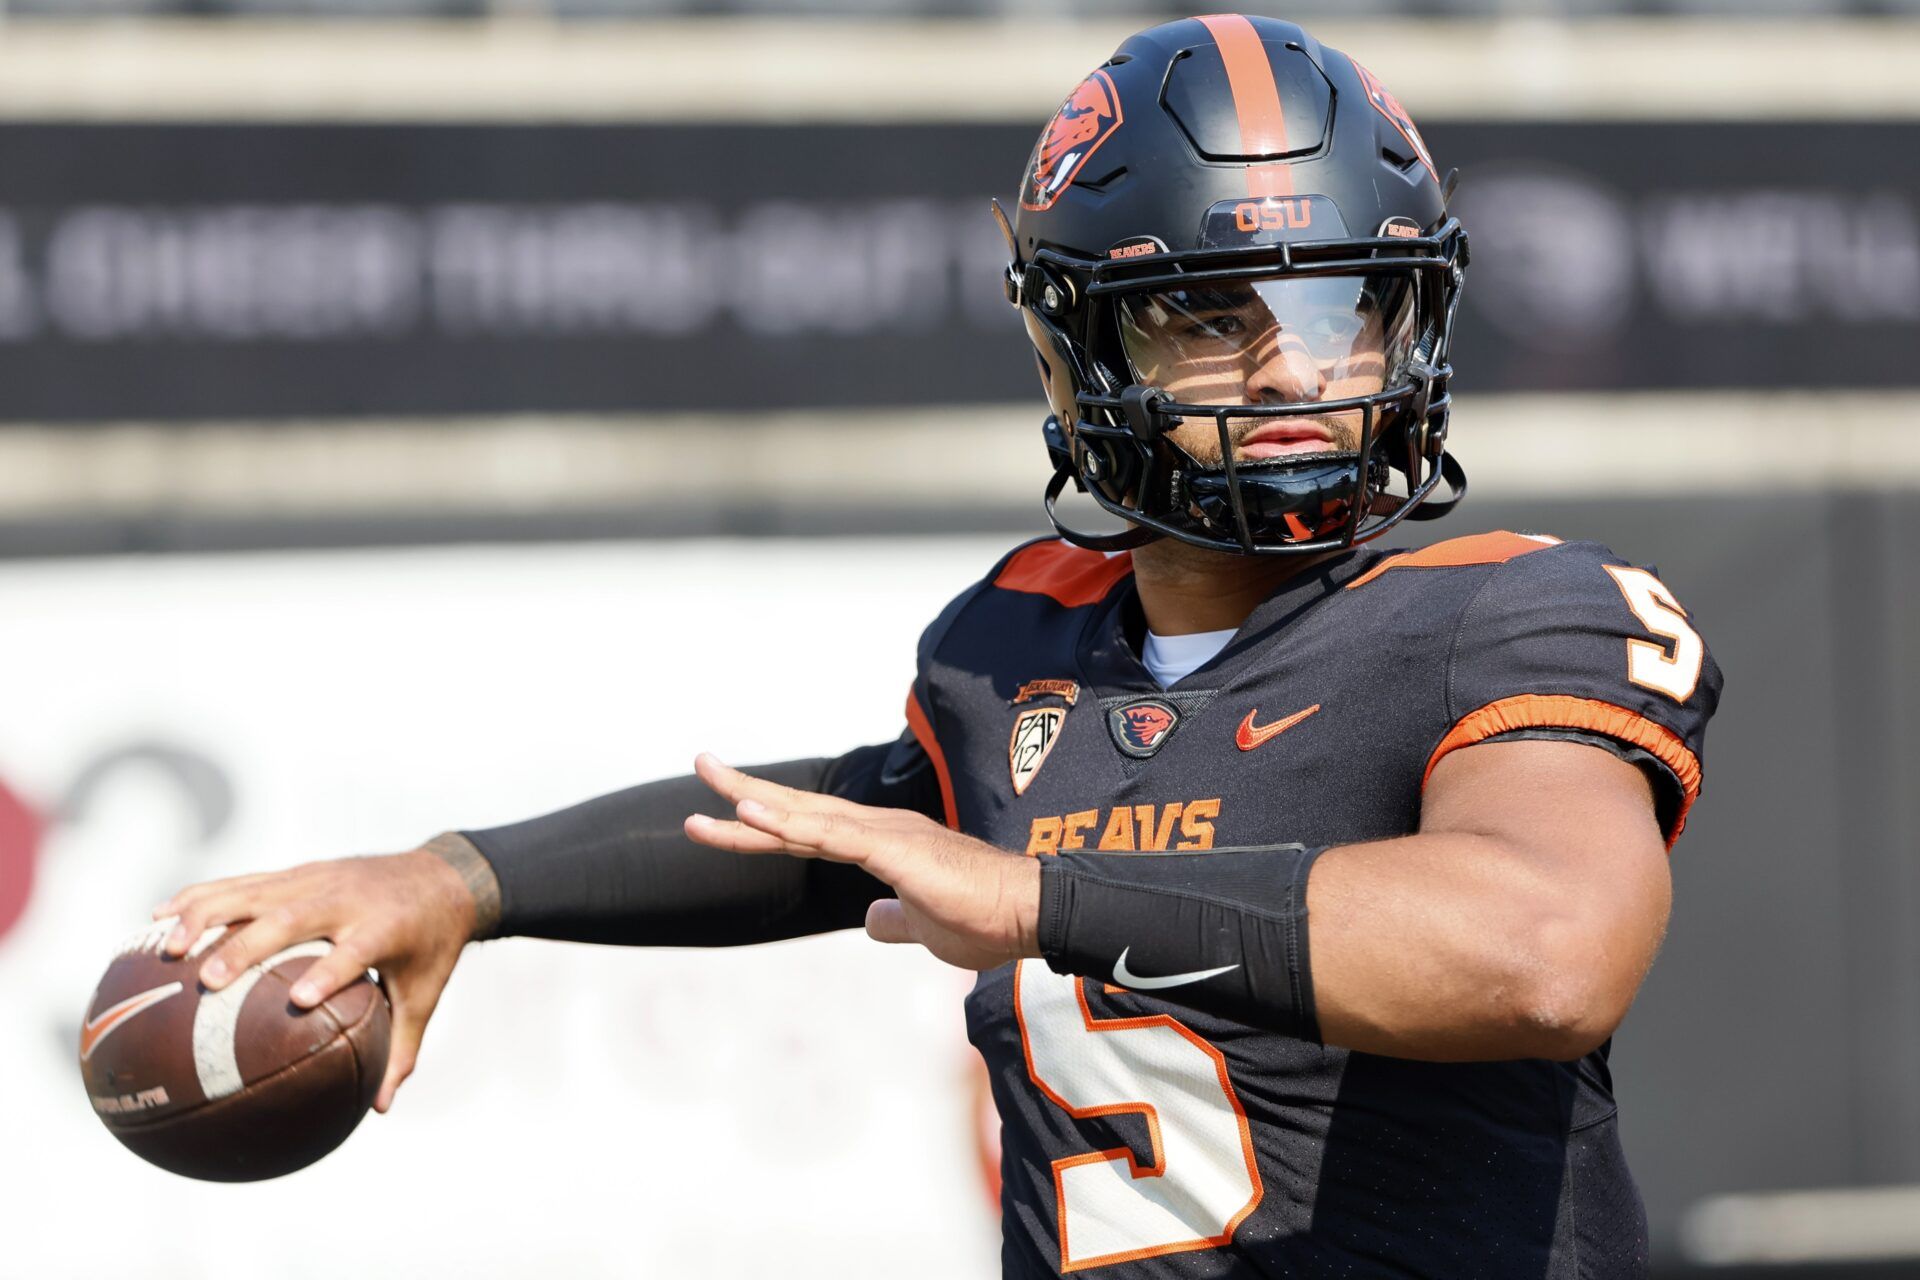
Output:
[1038, 844, 1326, 1040]
[462, 733, 942, 947]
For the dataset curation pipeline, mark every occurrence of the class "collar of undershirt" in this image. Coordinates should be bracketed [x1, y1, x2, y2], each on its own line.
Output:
[1142, 627, 1237, 689]
[1077, 544, 1379, 694]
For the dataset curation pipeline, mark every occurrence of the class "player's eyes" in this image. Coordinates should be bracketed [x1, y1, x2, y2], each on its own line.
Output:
[1179, 313, 1249, 341]
[1302, 314, 1363, 347]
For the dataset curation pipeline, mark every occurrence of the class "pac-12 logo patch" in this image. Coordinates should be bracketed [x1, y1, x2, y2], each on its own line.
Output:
[1107, 697, 1179, 758]
[1010, 707, 1066, 796]
[1020, 69, 1124, 213]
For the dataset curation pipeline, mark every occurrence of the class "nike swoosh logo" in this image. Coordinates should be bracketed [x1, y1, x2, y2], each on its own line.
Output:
[80, 982, 183, 1061]
[1235, 703, 1320, 752]
[1112, 947, 1240, 991]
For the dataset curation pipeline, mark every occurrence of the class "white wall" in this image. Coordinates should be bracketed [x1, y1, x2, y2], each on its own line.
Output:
[0, 537, 1013, 1278]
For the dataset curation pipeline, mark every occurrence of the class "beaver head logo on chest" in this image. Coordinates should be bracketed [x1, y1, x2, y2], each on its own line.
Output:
[1106, 697, 1180, 758]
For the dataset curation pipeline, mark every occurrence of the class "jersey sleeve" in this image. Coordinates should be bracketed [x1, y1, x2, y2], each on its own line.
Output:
[896, 538, 1059, 831]
[1436, 539, 1724, 844]
[467, 754, 890, 946]
[843, 542, 1052, 825]
[900, 596, 966, 831]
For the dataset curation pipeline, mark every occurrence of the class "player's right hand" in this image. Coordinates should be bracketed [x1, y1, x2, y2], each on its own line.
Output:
[151, 847, 481, 1114]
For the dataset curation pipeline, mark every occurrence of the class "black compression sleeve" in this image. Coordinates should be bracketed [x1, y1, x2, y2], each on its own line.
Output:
[463, 738, 939, 947]
[1037, 845, 1327, 1041]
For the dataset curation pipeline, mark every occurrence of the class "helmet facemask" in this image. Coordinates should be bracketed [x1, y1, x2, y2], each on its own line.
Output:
[1028, 227, 1467, 555]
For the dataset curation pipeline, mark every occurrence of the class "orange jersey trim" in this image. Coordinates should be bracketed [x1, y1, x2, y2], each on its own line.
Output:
[1425, 694, 1703, 846]
[1197, 13, 1294, 198]
[994, 541, 1134, 609]
[1346, 530, 1562, 591]
[904, 687, 959, 830]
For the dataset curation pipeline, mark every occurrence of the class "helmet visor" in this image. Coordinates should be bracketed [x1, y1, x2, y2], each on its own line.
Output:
[1116, 273, 1418, 410]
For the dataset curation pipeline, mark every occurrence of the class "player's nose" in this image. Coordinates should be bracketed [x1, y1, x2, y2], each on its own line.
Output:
[1244, 336, 1324, 405]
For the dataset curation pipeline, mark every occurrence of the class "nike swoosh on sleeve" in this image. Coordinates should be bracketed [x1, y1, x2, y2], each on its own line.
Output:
[1111, 947, 1240, 991]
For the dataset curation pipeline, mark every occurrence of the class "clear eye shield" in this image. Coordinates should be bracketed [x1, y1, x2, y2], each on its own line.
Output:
[1115, 274, 1419, 414]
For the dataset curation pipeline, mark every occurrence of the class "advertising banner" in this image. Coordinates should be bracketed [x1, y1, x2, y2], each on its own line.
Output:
[0, 121, 1909, 421]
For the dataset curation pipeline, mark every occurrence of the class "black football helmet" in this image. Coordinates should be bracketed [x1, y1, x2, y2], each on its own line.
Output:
[1003, 14, 1469, 554]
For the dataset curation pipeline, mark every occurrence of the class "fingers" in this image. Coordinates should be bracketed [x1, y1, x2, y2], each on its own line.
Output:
[693, 754, 857, 816]
[682, 812, 788, 855]
[734, 798, 880, 867]
[153, 871, 278, 922]
[687, 800, 880, 868]
[374, 1047, 415, 1115]
[864, 898, 917, 945]
[197, 907, 307, 990]
[374, 967, 449, 1114]
[693, 753, 778, 805]
[163, 883, 280, 960]
[374, 1004, 431, 1114]
[286, 942, 375, 1010]
[689, 753, 873, 861]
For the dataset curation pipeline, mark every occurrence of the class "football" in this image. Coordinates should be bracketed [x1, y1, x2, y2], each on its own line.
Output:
[78, 917, 390, 1182]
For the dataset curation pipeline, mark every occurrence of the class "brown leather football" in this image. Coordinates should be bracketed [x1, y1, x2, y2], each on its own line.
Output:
[79, 917, 390, 1182]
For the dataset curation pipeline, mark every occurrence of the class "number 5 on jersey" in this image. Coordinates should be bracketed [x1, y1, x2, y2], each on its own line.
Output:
[1015, 961, 1262, 1271]
[1604, 566, 1705, 703]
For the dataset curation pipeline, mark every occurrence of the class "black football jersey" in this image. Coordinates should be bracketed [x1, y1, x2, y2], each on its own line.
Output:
[901, 532, 1721, 1279]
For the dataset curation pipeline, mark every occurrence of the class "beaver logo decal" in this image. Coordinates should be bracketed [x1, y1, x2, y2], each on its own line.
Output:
[1020, 70, 1125, 213]
[1107, 697, 1179, 759]
[1354, 60, 1437, 182]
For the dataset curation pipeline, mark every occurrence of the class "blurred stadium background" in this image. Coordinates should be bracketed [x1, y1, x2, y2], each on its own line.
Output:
[0, 2, 1916, 1276]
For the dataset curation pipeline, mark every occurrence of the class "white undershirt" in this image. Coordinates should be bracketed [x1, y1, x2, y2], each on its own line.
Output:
[1142, 627, 1238, 689]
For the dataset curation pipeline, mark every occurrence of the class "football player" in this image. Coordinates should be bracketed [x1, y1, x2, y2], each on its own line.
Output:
[155, 16, 1720, 1276]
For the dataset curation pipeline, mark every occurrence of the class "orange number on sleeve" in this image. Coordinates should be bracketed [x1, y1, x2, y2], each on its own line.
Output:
[1604, 566, 1704, 703]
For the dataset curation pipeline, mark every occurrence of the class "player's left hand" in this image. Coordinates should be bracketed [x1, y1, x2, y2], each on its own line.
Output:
[684, 753, 1041, 971]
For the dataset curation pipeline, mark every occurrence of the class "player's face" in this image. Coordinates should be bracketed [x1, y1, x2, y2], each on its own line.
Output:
[1117, 274, 1416, 463]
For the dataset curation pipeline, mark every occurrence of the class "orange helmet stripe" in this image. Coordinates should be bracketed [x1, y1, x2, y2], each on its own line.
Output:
[1196, 14, 1294, 198]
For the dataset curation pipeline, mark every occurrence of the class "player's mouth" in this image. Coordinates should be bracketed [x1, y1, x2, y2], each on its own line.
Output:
[1236, 423, 1339, 459]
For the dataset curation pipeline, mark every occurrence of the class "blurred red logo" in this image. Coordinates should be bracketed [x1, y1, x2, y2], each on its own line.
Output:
[0, 776, 44, 943]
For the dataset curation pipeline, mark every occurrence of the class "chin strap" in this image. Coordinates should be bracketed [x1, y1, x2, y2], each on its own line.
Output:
[1406, 451, 1468, 521]
[1043, 468, 1162, 553]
